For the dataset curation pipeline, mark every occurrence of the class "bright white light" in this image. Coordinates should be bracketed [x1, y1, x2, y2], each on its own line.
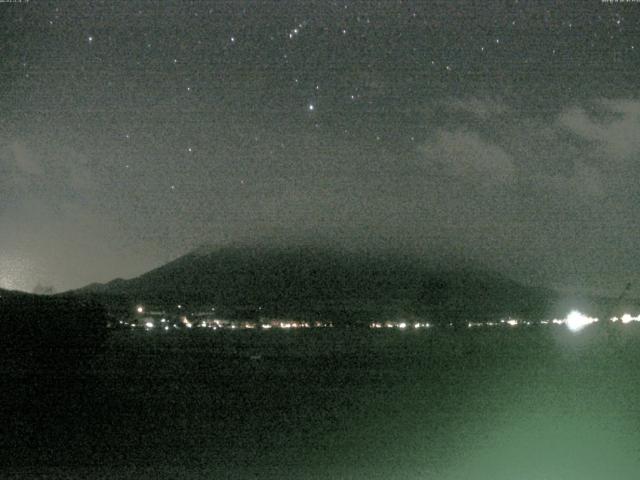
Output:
[308, 104, 315, 111]
[145, 321, 154, 329]
[136, 306, 144, 314]
[261, 324, 272, 329]
[506, 319, 518, 327]
[619, 313, 640, 324]
[565, 310, 598, 332]
[164, 326, 169, 331]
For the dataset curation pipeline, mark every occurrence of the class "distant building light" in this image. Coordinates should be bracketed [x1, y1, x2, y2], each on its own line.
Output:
[145, 321, 154, 329]
[136, 306, 144, 314]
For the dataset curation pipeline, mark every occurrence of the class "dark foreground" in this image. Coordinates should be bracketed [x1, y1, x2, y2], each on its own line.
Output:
[2, 325, 640, 479]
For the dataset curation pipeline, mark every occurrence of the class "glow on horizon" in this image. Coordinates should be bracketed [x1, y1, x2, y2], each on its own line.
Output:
[0, 253, 41, 292]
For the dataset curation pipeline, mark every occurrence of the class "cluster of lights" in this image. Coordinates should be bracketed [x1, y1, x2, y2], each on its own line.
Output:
[133, 308, 334, 331]
[369, 321, 432, 329]
[137, 320, 181, 331]
[128, 305, 640, 335]
[611, 314, 640, 324]
[368, 312, 619, 333]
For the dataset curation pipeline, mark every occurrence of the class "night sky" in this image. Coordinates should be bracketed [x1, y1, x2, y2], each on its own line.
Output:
[1, 0, 639, 294]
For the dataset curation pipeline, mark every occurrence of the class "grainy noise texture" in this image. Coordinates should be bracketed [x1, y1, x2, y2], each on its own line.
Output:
[0, 0, 638, 295]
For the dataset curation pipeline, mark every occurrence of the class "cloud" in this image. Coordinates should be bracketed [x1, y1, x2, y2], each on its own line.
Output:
[1, 138, 99, 200]
[419, 129, 516, 186]
[558, 99, 640, 161]
[421, 97, 639, 203]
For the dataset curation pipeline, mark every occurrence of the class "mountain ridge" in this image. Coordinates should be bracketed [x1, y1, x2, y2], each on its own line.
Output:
[74, 244, 560, 324]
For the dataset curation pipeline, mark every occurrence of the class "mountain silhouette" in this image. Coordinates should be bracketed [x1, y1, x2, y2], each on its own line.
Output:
[75, 244, 559, 325]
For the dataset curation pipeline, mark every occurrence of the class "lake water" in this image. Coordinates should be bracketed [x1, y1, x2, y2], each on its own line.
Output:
[3, 325, 640, 479]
